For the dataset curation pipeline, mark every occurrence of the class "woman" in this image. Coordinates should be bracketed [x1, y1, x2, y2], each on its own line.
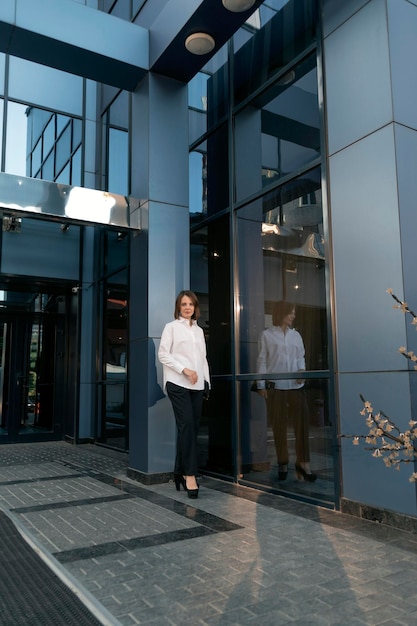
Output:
[158, 290, 210, 499]
[257, 301, 316, 482]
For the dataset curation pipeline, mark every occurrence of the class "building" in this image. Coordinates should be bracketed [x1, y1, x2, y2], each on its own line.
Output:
[0, 0, 416, 527]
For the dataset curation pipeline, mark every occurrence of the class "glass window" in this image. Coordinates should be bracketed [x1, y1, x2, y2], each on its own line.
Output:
[56, 162, 70, 185]
[6, 102, 82, 184]
[42, 150, 54, 182]
[72, 118, 82, 151]
[109, 0, 131, 20]
[57, 114, 70, 137]
[237, 166, 326, 374]
[5, 102, 28, 175]
[43, 116, 55, 158]
[238, 377, 335, 504]
[108, 128, 128, 195]
[235, 54, 319, 202]
[188, 72, 210, 111]
[205, 124, 229, 216]
[32, 139, 42, 175]
[55, 123, 72, 177]
[191, 219, 234, 478]
[102, 92, 129, 196]
[189, 148, 206, 217]
[188, 72, 210, 144]
[236, 165, 333, 502]
[8, 57, 83, 116]
[189, 109, 208, 147]
[233, 0, 318, 106]
[98, 231, 129, 452]
[71, 146, 82, 187]
[191, 216, 231, 377]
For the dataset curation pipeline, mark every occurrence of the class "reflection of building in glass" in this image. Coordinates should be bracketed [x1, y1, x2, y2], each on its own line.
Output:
[25, 106, 82, 185]
[0, 0, 415, 528]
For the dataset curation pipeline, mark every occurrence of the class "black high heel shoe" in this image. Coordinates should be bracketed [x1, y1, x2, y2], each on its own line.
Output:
[278, 464, 288, 481]
[185, 477, 199, 499]
[174, 474, 186, 491]
[295, 464, 317, 482]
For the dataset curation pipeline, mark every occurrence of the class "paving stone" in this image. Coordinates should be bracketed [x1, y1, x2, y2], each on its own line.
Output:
[1, 441, 417, 626]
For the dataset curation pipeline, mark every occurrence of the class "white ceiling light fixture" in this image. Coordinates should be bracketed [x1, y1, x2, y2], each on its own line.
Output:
[185, 33, 215, 55]
[222, 0, 256, 12]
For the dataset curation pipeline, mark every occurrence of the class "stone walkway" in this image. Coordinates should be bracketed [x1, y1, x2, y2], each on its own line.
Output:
[0, 441, 417, 625]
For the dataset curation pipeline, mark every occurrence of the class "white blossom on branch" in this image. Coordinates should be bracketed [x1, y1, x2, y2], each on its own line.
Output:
[341, 290, 417, 481]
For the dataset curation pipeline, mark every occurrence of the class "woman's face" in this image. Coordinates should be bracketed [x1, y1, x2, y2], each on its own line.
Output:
[283, 309, 296, 328]
[180, 295, 195, 320]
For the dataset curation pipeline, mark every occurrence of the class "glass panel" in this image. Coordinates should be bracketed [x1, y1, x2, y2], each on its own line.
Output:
[98, 230, 129, 451]
[6, 102, 83, 184]
[188, 72, 209, 143]
[233, 0, 318, 106]
[57, 114, 70, 136]
[32, 139, 42, 176]
[189, 109, 207, 148]
[235, 53, 319, 203]
[1, 217, 80, 280]
[56, 162, 70, 184]
[108, 128, 128, 195]
[236, 165, 333, 501]
[42, 150, 54, 182]
[189, 149, 206, 216]
[206, 62, 229, 130]
[206, 124, 229, 216]
[239, 378, 335, 504]
[198, 379, 234, 477]
[5, 102, 28, 175]
[43, 116, 55, 157]
[55, 123, 72, 176]
[25, 320, 55, 434]
[71, 146, 82, 187]
[109, 0, 130, 20]
[188, 72, 210, 110]
[103, 92, 129, 195]
[191, 218, 233, 477]
[8, 56, 83, 116]
[0, 293, 65, 441]
[0, 321, 6, 434]
[191, 129, 230, 218]
[237, 166, 326, 374]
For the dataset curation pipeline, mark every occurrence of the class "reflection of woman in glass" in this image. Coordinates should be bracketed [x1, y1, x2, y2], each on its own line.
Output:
[257, 301, 317, 482]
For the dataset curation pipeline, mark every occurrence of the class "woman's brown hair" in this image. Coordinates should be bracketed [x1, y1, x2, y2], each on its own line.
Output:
[272, 300, 295, 326]
[174, 290, 200, 320]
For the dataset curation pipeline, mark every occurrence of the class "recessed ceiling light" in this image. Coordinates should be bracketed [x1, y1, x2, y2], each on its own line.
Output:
[185, 33, 215, 55]
[222, 0, 256, 12]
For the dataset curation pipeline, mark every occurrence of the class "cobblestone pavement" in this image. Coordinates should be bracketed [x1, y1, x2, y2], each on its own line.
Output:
[1, 441, 417, 625]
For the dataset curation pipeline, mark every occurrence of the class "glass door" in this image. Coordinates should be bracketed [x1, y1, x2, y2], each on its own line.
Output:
[0, 294, 66, 442]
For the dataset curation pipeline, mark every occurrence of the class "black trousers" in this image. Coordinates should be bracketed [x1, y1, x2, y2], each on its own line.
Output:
[266, 388, 310, 465]
[166, 382, 203, 476]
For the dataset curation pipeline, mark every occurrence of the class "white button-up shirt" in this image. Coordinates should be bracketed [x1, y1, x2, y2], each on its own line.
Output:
[158, 317, 210, 392]
[257, 325, 305, 390]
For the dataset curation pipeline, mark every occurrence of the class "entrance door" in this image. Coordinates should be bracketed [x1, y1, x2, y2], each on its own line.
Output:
[0, 295, 67, 443]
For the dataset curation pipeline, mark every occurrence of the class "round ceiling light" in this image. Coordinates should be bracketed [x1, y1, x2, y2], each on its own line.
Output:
[222, 0, 256, 12]
[185, 33, 215, 55]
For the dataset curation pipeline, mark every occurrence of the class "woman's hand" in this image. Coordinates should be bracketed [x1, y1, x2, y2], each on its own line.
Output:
[183, 368, 198, 385]
[257, 389, 268, 398]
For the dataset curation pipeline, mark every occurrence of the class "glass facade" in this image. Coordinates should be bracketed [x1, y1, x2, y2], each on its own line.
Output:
[189, 0, 336, 505]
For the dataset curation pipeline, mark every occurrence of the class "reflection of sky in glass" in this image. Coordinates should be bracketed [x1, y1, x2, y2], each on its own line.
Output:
[234, 1, 289, 52]
[108, 128, 128, 196]
[189, 152, 204, 214]
[188, 73, 209, 110]
[5, 102, 27, 176]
